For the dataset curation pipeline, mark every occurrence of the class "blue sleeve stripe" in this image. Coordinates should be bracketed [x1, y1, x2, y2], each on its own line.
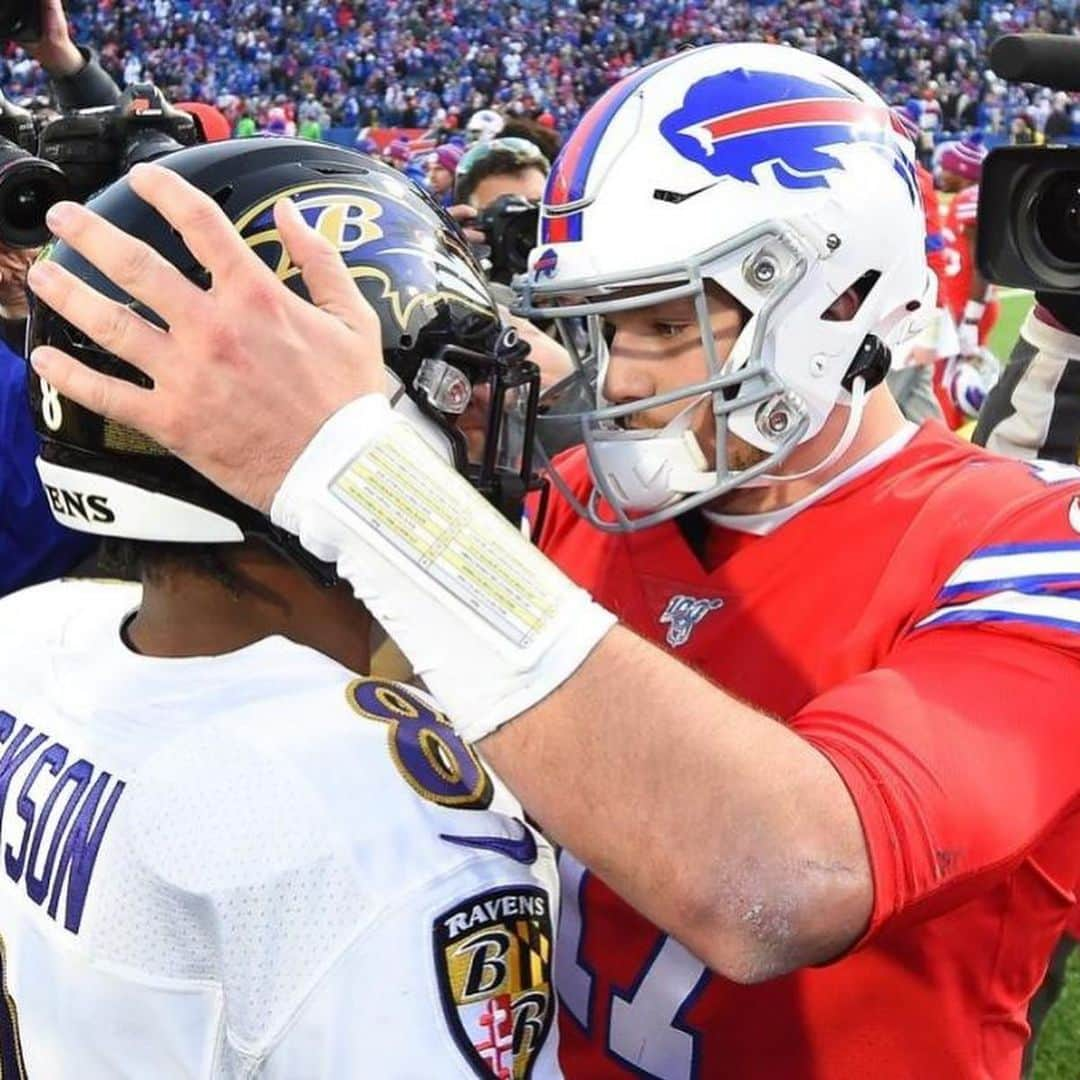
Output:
[962, 541, 1080, 559]
[914, 609, 1080, 635]
[939, 574, 1080, 602]
[917, 589, 1080, 633]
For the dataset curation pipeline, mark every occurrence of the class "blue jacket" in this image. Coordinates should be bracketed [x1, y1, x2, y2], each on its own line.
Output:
[1, 340, 94, 595]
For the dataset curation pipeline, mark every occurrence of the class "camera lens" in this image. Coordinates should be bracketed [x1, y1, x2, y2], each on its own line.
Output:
[1033, 171, 1080, 266]
[5, 180, 50, 230]
[0, 157, 70, 248]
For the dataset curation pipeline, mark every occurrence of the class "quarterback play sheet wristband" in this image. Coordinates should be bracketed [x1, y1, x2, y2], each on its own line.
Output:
[271, 393, 617, 741]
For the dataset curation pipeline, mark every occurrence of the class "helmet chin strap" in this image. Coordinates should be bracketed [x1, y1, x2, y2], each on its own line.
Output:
[745, 375, 868, 487]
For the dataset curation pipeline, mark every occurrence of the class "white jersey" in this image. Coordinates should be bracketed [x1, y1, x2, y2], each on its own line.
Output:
[0, 580, 561, 1079]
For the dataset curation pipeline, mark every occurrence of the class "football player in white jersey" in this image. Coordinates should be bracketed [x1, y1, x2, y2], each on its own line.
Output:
[0, 140, 560, 1078]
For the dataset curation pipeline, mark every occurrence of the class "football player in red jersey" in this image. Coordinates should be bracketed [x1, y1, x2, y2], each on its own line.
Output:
[22, 43, 1080, 1080]
[936, 138, 1001, 427]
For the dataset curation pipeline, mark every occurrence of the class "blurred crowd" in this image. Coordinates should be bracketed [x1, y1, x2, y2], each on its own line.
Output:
[0, 0, 1078, 145]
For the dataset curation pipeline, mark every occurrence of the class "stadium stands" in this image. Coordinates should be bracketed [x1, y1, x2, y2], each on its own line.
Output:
[0, 0, 1076, 146]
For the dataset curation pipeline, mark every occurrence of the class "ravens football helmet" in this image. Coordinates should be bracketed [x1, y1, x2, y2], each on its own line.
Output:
[29, 137, 540, 575]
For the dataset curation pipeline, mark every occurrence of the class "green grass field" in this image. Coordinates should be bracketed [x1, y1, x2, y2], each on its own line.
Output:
[980, 291, 1080, 1078]
[989, 288, 1035, 364]
[1033, 948, 1080, 1079]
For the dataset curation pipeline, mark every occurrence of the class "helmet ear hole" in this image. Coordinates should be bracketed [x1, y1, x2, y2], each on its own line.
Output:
[821, 270, 881, 322]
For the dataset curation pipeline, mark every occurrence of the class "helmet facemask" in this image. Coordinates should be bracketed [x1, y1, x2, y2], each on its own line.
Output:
[514, 221, 830, 532]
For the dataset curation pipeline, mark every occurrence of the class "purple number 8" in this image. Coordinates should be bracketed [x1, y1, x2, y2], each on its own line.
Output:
[348, 679, 493, 810]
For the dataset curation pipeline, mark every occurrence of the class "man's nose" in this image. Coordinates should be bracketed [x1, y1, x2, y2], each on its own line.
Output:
[602, 338, 655, 405]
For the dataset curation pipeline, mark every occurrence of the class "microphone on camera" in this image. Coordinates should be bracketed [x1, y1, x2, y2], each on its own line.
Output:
[990, 34, 1080, 92]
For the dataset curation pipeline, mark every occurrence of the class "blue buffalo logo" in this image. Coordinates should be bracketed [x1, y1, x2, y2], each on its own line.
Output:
[533, 247, 559, 280]
[659, 70, 895, 192]
[659, 594, 724, 648]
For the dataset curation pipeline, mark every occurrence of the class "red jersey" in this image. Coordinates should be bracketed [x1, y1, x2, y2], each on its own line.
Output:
[535, 424, 1080, 1079]
[917, 162, 948, 295]
[941, 185, 999, 338]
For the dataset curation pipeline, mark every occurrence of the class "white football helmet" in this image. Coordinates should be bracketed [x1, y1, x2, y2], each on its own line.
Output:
[515, 43, 932, 531]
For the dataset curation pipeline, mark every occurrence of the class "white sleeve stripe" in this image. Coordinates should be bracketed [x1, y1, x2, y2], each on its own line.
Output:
[917, 588, 1080, 629]
[942, 548, 1080, 588]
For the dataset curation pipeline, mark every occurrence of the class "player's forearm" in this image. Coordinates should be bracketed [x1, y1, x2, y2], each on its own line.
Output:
[479, 626, 873, 981]
[270, 397, 871, 978]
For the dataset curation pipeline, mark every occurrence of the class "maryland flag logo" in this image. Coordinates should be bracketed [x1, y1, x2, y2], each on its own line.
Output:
[434, 886, 554, 1078]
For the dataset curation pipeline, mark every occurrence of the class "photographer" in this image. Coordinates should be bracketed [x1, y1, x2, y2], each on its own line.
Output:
[0, 234, 93, 593]
[0, 0, 118, 595]
[454, 135, 549, 215]
[450, 137, 576, 441]
[0, 0, 206, 595]
[966, 34, 1080, 1077]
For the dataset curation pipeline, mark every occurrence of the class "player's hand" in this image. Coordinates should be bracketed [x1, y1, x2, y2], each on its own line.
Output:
[27, 162, 384, 513]
[499, 308, 573, 389]
[447, 203, 485, 246]
[25, 0, 83, 77]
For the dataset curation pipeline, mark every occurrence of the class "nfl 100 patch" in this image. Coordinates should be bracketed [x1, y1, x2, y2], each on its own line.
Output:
[433, 886, 554, 1078]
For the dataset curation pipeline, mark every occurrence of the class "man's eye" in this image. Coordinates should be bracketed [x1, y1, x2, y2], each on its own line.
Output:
[655, 323, 688, 338]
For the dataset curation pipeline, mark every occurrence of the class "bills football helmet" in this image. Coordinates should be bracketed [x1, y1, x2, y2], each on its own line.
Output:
[29, 138, 540, 574]
[515, 43, 932, 531]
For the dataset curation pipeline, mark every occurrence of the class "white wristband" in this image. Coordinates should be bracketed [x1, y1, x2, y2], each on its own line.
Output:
[963, 299, 986, 324]
[271, 394, 617, 741]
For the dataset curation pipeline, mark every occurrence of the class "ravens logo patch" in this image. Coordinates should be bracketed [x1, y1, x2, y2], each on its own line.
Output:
[434, 886, 554, 1078]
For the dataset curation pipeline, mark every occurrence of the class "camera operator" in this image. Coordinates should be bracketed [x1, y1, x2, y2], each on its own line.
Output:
[0, 0, 119, 595]
[448, 137, 575, 446]
[974, 299, 1080, 462]
[1, 0, 207, 594]
[973, 295, 1080, 1078]
[963, 33, 1080, 1075]
[455, 135, 549, 216]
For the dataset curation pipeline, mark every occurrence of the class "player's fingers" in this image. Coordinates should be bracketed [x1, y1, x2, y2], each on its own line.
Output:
[28, 260, 168, 376]
[127, 162, 270, 286]
[43, 200, 204, 327]
[30, 345, 155, 432]
[273, 197, 379, 335]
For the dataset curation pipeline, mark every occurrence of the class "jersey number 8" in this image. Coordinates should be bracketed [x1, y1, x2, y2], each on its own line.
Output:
[347, 678, 493, 811]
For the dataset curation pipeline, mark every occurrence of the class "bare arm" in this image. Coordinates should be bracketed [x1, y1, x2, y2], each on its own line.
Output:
[480, 626, 871, 981]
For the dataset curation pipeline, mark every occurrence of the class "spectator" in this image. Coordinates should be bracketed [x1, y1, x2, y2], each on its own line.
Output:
[1044, 91, 1074, 140]
[424, 143, 463, 206]
[1012, 114, 1039, 145]
[382, 135, 412, 172]
[234, 110, 256, 138]
[0, 0, 1066, 143]
[454, 136, 549, 209]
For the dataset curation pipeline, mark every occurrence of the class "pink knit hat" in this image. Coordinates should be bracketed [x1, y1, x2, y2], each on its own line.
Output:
[385, 137, 412, 164]
[939, 139, 987, 183]
[432, 143, 464, 173]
